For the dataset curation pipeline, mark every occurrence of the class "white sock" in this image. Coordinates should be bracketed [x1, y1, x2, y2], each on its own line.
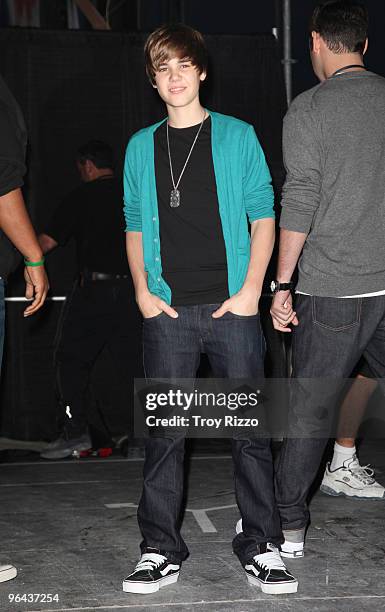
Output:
[330, 442, 356, 471]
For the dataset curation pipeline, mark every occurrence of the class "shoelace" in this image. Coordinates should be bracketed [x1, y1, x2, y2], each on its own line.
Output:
[254, 548, 286, 571]
[346, 458, 375, 485]
[134, 553, 167, 573]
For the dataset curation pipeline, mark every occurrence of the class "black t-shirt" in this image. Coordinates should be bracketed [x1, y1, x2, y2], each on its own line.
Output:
[154, 116, 229, 306]
[0, 76, 27, 197]
[0, 75, 27, 279]
[45, 176, 128, 274]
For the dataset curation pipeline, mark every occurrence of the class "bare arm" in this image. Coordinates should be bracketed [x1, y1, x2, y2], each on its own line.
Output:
[212, 217, 275, 317]
[38, 232, 58, 255]
[0, 188, 43, 260]
[270, 228, 307, 332]
[126, 232, 177, 318]
[276, 228, 307, 282]
[0, 188, 49, 316]
[243, 218, 275, 295]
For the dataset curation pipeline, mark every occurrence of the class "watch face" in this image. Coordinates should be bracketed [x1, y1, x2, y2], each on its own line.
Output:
[270, 281, 277, 293]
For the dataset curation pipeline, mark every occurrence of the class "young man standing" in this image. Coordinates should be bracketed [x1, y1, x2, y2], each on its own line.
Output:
[271, 0, 385, 558]
[123, 25, 298, 595]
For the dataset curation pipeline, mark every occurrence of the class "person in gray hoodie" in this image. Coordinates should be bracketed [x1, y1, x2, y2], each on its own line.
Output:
[270, 0, 385, 558]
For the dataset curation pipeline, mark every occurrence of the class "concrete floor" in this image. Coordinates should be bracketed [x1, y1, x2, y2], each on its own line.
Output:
[1, 440, 385, 612]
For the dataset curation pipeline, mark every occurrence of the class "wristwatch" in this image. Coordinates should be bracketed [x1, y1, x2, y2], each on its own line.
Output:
[270, 280, 294, 294]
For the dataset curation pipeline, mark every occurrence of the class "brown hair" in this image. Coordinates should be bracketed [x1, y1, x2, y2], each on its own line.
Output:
[310, 1, 368, 54]
[144, 24, 208, 84]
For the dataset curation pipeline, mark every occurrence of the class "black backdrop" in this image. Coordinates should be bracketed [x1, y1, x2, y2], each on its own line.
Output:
[0, 29, 286, 441]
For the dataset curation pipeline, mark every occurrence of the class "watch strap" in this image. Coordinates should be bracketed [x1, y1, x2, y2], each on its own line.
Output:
[271, 280, 294, 293]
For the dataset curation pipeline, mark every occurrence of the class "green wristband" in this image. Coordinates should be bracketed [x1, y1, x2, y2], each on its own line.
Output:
[24, 257, 45, 267]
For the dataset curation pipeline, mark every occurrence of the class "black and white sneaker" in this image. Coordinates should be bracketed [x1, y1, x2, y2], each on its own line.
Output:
[122, 551, 180, 594]
[244, 543, 298, 594]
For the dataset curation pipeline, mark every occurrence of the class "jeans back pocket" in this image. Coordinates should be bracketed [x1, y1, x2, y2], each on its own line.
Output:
[311, 296, 362, 331]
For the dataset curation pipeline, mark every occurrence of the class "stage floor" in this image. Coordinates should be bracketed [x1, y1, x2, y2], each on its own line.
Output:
[1, 440, 385, 612]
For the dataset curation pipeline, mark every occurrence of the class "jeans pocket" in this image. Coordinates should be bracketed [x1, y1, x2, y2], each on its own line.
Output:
[225, 311, 260, 320]
[312, 296, 362, 331]
[143, 311, 166, 322]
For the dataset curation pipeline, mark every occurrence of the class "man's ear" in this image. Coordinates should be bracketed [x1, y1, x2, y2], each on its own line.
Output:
[85, 159, 96, 175]
[199, 71, 207, 82]
[363, 38, 369, 55]
[311, 31, 321, 54]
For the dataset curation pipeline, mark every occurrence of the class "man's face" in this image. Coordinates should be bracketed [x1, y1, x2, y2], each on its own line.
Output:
[153, 56, 206, 109]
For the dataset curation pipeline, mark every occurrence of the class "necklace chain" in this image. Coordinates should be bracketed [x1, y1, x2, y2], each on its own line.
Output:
[331, 64, 367, 77]
[166, 110, 206, 208]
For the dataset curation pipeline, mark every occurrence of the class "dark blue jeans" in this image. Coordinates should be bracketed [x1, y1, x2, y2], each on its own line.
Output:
[276, 294, 385, 531]
[138, 303, 283, 565]
[0, 280, 4, 374]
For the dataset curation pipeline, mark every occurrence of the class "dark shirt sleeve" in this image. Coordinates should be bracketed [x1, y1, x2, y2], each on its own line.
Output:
[0, 101, 27, 196]
[0, 160, 24, 196]
[44, 193, 78, 246]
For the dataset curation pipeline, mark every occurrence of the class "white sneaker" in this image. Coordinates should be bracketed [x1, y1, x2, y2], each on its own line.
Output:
[123, 551, 180, 594]
[236, 519, 304, 559]
[236, 518, 243, 535]
[281, 530, 304, 559]
[320, 455, 385, 500]
[40, 433, 91, 460]
[0, 564, 17, 583]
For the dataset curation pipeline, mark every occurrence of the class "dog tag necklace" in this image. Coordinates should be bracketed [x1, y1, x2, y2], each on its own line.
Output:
[166, 110, 206, 208]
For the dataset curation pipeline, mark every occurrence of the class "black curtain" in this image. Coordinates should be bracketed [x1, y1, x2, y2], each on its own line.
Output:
[0, 29, 286, 441]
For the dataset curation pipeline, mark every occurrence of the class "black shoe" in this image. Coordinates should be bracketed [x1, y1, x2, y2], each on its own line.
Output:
[122, 550, 180, 594]
[244, 543, 298, 594]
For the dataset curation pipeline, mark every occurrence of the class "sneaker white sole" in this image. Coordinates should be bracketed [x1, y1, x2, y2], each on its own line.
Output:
[320, 483, 385, 500]
[280, 548, 304, 559]
[122, 572, 179, 594]
[40, 443, 91, 460]
[247, 573, 298, 594]
[281, 539, 304, 559]
[0, 565, 17, 583]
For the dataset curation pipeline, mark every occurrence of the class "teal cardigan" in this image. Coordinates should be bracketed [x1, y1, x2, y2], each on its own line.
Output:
[123, 109, 274, 304]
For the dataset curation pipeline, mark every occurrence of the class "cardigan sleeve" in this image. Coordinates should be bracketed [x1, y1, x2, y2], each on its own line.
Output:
[123, 136, 142, 232]
[242, 125, 275, 223]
